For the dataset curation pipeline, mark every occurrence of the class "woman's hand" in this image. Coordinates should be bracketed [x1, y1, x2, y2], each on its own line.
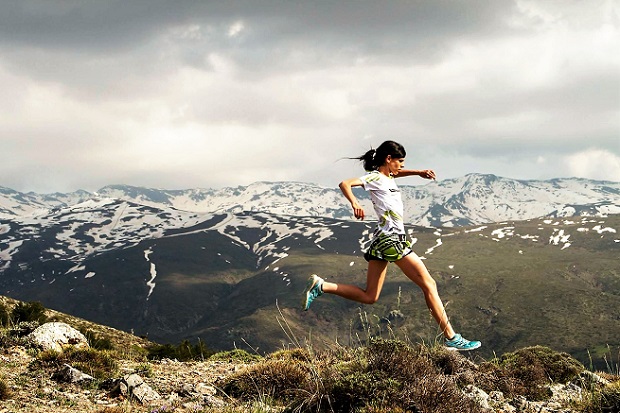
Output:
[419, 169, 436, 180]
[339, 178, 365, 220]
[351, 201, 365, 220]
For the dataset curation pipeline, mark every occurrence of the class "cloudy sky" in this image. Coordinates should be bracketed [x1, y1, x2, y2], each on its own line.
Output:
[0, 0, 618, 193]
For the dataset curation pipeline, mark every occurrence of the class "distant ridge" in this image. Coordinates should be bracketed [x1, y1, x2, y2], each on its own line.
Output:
[2, 174, 619, 226]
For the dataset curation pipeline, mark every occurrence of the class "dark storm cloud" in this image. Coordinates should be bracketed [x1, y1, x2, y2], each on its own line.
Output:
[0, 0, 617, 192]
[0, 0, 515, 59]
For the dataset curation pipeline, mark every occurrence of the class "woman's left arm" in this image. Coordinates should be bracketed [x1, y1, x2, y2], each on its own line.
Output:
[395, 169, 436, 180]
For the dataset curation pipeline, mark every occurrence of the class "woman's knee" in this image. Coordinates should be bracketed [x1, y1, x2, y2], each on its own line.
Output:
[419, 276, 437, 293]
[362, 292, 380, 304]
[366, 296, 380, 305]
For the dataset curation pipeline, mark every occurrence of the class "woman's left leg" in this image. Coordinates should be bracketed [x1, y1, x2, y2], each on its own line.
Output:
[395, 253, 455, 339]
[321, 259, 389, 304]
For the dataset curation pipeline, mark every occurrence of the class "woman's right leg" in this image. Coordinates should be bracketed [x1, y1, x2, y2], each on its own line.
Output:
[394, 253, 455, 339]
[322, 260, 389, 304]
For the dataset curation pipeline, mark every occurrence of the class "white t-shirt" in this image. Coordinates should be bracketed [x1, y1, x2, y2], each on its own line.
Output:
[360, 170, 405, 235]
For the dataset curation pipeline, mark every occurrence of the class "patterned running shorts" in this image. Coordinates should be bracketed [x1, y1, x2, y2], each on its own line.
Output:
[364, 233, 413, 262]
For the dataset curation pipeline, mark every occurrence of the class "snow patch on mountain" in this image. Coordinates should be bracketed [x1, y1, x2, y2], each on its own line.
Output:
[144, 247, 158, 300]
[0, 240, 22, 270]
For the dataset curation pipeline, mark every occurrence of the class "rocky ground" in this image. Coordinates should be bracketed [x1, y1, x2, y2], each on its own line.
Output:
[0, 296, 618, 412]
[1, 336, 618, 413]
[0, 345, 248, 412]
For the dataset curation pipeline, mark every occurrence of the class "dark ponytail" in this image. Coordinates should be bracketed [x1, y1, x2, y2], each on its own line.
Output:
[354, 140, 406, 171]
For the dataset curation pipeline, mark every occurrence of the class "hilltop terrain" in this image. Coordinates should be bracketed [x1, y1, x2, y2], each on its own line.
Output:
[0, 296, 618, 413]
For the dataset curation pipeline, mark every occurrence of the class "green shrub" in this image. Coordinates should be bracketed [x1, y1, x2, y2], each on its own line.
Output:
[500, 346, 584, 383]
[583, 381, 620, 413]
[147, 339, 213, 361]
[0, 378, 11, 401]
[477, 346, 584, 401]
[34, 347, 118, 381]
[211, 349, 263, 363]
[9, 321, 40, 338]
[80, 329, 115, 351]
[11, 301, 48, 324]
[0, 329, 18, 348]
[299, 339, 481, 413]
[0, 302, 11, 327]
[266, 348, 311, 362]
[221, 359, 309, 402]
[133, 362, 153, 378]
[328, 371, 403, 412]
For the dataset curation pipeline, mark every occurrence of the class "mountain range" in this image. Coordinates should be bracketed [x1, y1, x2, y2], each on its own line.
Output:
[2, 173, 619, 227]
[0, 174, 618, 368]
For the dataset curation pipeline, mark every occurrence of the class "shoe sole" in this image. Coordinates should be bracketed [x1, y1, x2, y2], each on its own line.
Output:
[302, 274, 321, 311]
[444, 342, 482, 352]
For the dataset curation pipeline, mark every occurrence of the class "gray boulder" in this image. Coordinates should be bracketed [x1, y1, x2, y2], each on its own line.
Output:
[28, 322, 89, 352]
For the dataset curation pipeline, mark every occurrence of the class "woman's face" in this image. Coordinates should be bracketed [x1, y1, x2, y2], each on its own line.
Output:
[386, 155, 405, 175]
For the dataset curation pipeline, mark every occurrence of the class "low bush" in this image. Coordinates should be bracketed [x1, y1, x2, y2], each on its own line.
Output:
[80, 328, 115, 351]
[219, 339, 482, 413]
[0, 378, 11, 401]
[147, 339, 213, 361]
[210, 348, 262, 363]
[0, 302, 11, 327]
[34, 347, 118, 380]
[582, 381, 620, 413]
[222, 359, 309, 403]
[476, 345, 585, 401]
[11, 301, 48, 324]
[266, 347, 311, 363]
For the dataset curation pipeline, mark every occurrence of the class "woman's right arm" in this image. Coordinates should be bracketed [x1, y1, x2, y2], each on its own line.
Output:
[339, 178, 365, 220]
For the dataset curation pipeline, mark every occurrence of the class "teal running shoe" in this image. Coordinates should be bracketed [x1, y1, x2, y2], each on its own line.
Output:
[302, 274, 324, 311]
[444, 333, 481, 351]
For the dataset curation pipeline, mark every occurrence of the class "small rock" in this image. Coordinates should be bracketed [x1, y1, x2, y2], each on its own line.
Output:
[488, 390, 504, 403]
[103, 374, 161, 404]
[51, 363, 95, 384]
[203, 395, 226, 408]
[195, 383, 216, 396]
[499, 402, 517, 412]
[124, 374, 161, 404]
[462, 385, 491, 409]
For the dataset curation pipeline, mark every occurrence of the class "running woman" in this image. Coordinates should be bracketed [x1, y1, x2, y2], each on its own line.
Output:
[302, 140, 481, 351]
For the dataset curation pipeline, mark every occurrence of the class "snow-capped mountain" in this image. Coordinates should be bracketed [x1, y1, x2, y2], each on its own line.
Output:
[0, 186, 92, 217]
[2, 174, 619, 227]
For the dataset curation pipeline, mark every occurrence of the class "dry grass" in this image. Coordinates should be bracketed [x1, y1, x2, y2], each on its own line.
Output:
[1, 296, 620, 412]
[220, 338, 482, 413]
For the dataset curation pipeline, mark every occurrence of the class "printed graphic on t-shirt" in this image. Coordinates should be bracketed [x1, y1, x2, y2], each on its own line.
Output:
[360, 171, 405, 235]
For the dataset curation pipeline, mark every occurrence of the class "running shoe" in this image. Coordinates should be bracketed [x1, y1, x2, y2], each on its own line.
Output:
[302, 274, 324, 311]
[444, 333, 481, 351]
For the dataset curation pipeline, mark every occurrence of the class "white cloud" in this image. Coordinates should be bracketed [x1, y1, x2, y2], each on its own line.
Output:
[566, 148, 620, 181]
[228, 21, 245, 38]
